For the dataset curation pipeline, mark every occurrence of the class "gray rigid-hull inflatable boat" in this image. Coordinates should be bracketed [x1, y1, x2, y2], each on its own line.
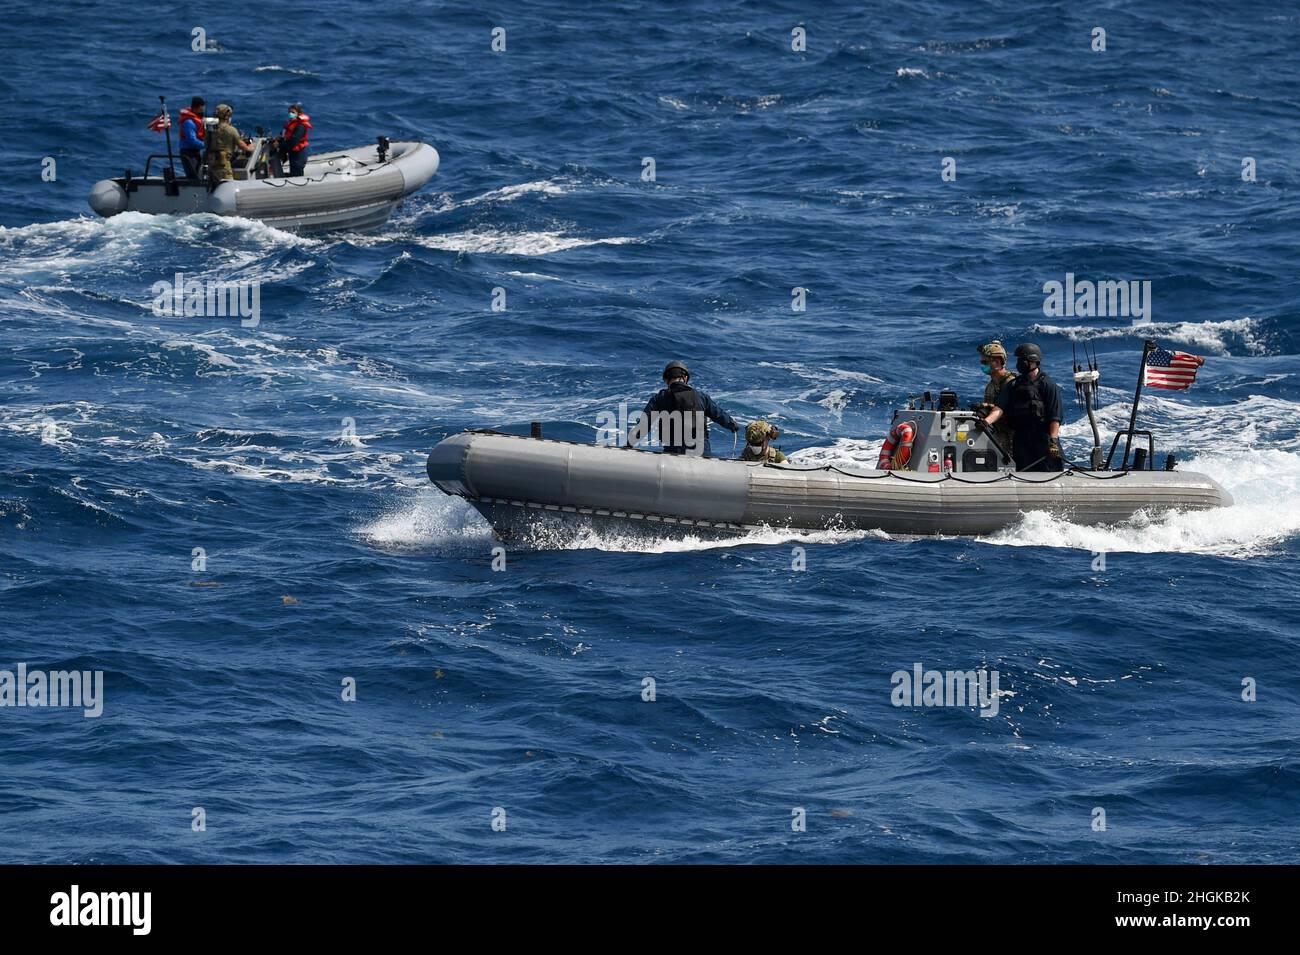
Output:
[88, 139, 439, 233]
[425, 407, 1232, 543]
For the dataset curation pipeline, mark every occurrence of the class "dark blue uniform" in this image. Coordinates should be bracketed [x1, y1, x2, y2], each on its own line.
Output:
[995, 371, 1064, 471]
[636, 382, 737, 457]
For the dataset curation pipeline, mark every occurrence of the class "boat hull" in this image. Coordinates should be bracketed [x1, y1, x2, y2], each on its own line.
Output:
[427, 431, 1233, 542]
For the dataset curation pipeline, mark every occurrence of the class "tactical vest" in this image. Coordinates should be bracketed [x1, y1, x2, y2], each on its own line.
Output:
[660, 383, 704, 453]
[667, 382, 700, 415]
[984, 371, 1015, 406]
[207, 122, 243, 164]
[1010, 373, 1048, 424]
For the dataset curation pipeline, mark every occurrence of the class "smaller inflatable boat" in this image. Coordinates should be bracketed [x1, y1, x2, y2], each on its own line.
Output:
[89, 137, 438, 233]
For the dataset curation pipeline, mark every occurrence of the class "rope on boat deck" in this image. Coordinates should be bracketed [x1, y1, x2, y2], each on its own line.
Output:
[766, 463, 1130, 484]
[259, 157, 392, 188]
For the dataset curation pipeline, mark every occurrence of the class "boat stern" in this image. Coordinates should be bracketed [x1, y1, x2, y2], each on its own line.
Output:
[88, 179, 127, 217]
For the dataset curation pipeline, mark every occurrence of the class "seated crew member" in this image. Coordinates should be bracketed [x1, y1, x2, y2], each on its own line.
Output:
[741, 420, 788, 463]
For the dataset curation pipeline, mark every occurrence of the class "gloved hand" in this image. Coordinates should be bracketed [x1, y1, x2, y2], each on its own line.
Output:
[1047, 438, 1062, 459]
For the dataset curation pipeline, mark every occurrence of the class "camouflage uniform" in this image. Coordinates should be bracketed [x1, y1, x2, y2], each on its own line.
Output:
[984, 369, 1016, 455]
[741, 445, 788, 463]
[741, 420, 788, 463]
[206, 107, 246, 182]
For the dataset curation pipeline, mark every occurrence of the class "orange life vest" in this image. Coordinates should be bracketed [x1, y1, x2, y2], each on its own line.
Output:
[282, 113, 312, 152]
[179, 107, 205, 141]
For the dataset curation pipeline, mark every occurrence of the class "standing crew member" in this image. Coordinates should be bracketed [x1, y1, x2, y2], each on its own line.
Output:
[177, 97, 207, 180]
[983, 342, 1065, 471]
[976, 340, 1016, 458]
[627, 361, 738, 457]
[205, 104, 252, 184]
[281, 103, 312, 177]
[741, 420, 787, 463]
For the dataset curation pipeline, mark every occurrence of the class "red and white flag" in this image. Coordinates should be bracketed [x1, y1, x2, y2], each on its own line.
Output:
[147, 110, 171, 132]
[1144, 347, 1204, 390]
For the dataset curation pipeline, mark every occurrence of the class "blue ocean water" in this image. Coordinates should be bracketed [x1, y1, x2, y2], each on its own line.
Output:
[2, 0, 1298, 863]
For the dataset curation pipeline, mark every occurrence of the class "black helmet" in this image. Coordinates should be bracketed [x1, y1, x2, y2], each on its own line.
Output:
[662, 360, 689, 381]
[1014, 342, 1042, 363]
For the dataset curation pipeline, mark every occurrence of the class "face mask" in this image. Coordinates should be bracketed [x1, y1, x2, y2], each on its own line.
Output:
[1016, 359, 1031, 375]
[980, 363, 991, 375]
[288, 112, 298, 119]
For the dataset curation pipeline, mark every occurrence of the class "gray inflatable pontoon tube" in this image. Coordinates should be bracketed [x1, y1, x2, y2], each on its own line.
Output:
[426, 430, 1232, 540]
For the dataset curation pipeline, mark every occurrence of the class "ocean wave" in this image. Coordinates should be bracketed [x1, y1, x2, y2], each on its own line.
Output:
[356, 490, 495, 551]
[409, 228, 639, 256]
[0, 212, 317, 284]
[358, 487, 882, 554]
[454, 179, 574, 208]
[253, 64, 320, 76]
[979, 449, 1300, 558]
[1030, 317, 1266, 355]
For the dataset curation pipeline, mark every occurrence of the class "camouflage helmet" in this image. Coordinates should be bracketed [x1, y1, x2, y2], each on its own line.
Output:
[979, 340, 1008, 361]
[215, 103, 233, 119]
[746, 420, 776, 445]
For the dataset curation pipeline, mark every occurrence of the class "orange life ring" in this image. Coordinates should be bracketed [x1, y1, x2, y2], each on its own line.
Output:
[877, 420, 917, 470]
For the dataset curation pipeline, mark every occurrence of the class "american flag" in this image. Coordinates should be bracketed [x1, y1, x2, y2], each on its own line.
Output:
[147, 110, 171, 132]
[1144, 346, 1204, 390]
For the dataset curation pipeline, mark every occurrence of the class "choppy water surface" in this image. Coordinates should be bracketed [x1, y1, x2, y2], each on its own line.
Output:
[1, 1, 1297, 862]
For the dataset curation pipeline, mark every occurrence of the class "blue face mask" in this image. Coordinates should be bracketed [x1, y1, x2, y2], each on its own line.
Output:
[288, 112, 297, 119]
[980, 363, 991, 375]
